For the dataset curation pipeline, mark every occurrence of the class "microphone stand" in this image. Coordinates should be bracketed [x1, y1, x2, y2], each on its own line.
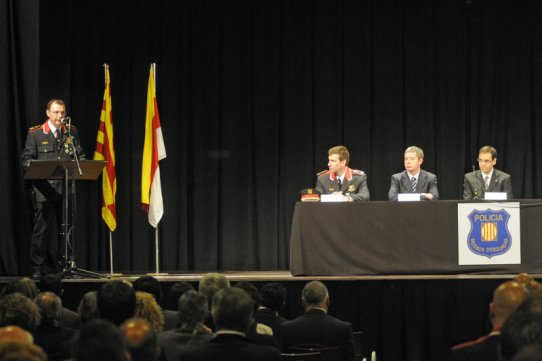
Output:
[61, 118, 105, 279]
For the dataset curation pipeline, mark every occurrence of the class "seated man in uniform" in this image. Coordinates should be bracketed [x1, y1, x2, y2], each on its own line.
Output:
[463, 145, 513, 200]
[315, 145, 370, 201]
[388, 146, 438, 201]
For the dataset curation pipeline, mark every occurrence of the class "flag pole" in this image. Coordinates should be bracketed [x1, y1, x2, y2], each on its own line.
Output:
[103, 63, 121, 277]
[148, 63, 167, 276]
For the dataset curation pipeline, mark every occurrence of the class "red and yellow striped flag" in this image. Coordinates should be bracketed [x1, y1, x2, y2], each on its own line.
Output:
[94, 66, 117, 231]
[141, 64, 167, 228]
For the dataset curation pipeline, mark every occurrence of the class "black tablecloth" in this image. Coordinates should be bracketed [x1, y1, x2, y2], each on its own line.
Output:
[289, 200, 542, 276]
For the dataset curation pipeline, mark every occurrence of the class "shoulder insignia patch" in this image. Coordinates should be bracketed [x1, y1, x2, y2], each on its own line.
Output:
[28, 125, 41, 132]
[317, 169, 330, 176]
[351, 169, 366, 176]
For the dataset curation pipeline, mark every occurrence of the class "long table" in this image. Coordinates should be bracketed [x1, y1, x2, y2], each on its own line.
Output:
[289, 200, 542, 276]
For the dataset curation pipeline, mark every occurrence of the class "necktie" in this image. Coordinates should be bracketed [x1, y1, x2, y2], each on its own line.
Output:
[337, 178, 342, 191]
[411, 177, 417, 192]
[484, 175, 490, 190]
[55, 129, 61, 150]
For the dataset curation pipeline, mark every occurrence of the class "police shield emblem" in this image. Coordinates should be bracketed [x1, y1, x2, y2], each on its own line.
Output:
[467, 209, 512, 258]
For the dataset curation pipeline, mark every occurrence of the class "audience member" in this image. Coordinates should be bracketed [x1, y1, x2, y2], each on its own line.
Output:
[199, 273, 230, 306]
[39, 273, 80, 328]
[280, 280, 354, 361]
[0, 326, 34, 344]
[0, 293, 40, 333]
[158, 290, 214, 361]
[181, 287, 281, 361]
[72, 318, 129, 361]
[199, 273, 230, 331]
[33, 292, 76, 361]
[499, 311, 542, 361]
[1, 278, 39, 300]
[451, 280, 528, 361]
[77, 291, 100, 325]
[234, 282, 273, 335]
[133, 276, 177, 330]
[517, 295, 542, 314]
[511, 344, 542, 361]
[0, 341, 46, 361]
[134, 291, 165, 333]
[255, 282, 288, 336]
[163, 281, 194, 311]
[513, 273, 534, 286]
[121, 318, 160, 361]
[97, 280, 136, 326]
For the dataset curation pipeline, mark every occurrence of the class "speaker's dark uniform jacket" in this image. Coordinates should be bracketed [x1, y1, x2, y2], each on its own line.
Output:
[21, 120, 85, 273]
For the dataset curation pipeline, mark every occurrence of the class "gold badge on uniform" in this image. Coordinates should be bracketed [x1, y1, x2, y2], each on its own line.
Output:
[308, 189, 313, 194]
[41, 141, 49, 145]
[348, 185, 355, 192]
[328, 187, 335, 192]
[66, 138, 72, 144]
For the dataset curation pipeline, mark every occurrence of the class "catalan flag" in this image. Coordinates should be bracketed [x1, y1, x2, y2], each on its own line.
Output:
[141, 64, 167, 227]
[94, 65, 117, 231]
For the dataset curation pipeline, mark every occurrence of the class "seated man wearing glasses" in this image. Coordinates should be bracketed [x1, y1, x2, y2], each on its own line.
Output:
[463, 146, 513, 200]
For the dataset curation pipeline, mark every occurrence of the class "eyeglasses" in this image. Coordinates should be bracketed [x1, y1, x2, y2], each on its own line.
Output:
[477, 159, 493, 164]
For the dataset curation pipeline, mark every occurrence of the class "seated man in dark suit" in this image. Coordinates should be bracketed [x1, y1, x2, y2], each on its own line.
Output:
[34, 292, 76, 361]
[315, 145, 370, 201]
[450, 281, 527, 361]
[388, 146, 439, 201]
[181, 287, 281, 361]
[39, 273, 80, 329]
[279, 281, 354, 361]
[463, 146, 513, 200]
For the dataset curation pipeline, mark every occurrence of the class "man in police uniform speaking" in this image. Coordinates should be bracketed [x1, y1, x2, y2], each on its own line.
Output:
[463, 145, 513, 200]
[21, 99, 86, 278]
[315, 145, 370, 202]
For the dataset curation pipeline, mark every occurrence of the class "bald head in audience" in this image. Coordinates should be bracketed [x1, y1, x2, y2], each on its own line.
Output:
[0, 326, 33, 344]
[121, 318, 159, 361]
[490, 281, 528, 330]
[34, 292, 62, 327]
[0, 326, 43, 361]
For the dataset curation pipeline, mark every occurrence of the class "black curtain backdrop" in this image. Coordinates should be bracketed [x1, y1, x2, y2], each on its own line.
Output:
[2, 0, 542, 275]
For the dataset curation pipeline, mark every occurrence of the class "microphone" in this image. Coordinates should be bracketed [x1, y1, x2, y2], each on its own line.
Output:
[61, 117, 71, 124]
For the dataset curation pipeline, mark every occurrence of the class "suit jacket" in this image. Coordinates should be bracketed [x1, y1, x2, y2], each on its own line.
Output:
[34, 324, 76, 361]
[60, 306, 81, 329]
[463, 169, 513, 200]
[450, 333, 499, 361]
[388, 170, 439, 201]
[157, 327, 214, 361]
[180, 333, 282, 361]
[21, 121, 86, 202]
[279, 309, 354, 361]
[162, 308, 179, 331]
[315, 167, 370, 201]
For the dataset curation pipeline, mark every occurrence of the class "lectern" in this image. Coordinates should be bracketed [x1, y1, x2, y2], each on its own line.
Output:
[24, 160, 106, 278]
